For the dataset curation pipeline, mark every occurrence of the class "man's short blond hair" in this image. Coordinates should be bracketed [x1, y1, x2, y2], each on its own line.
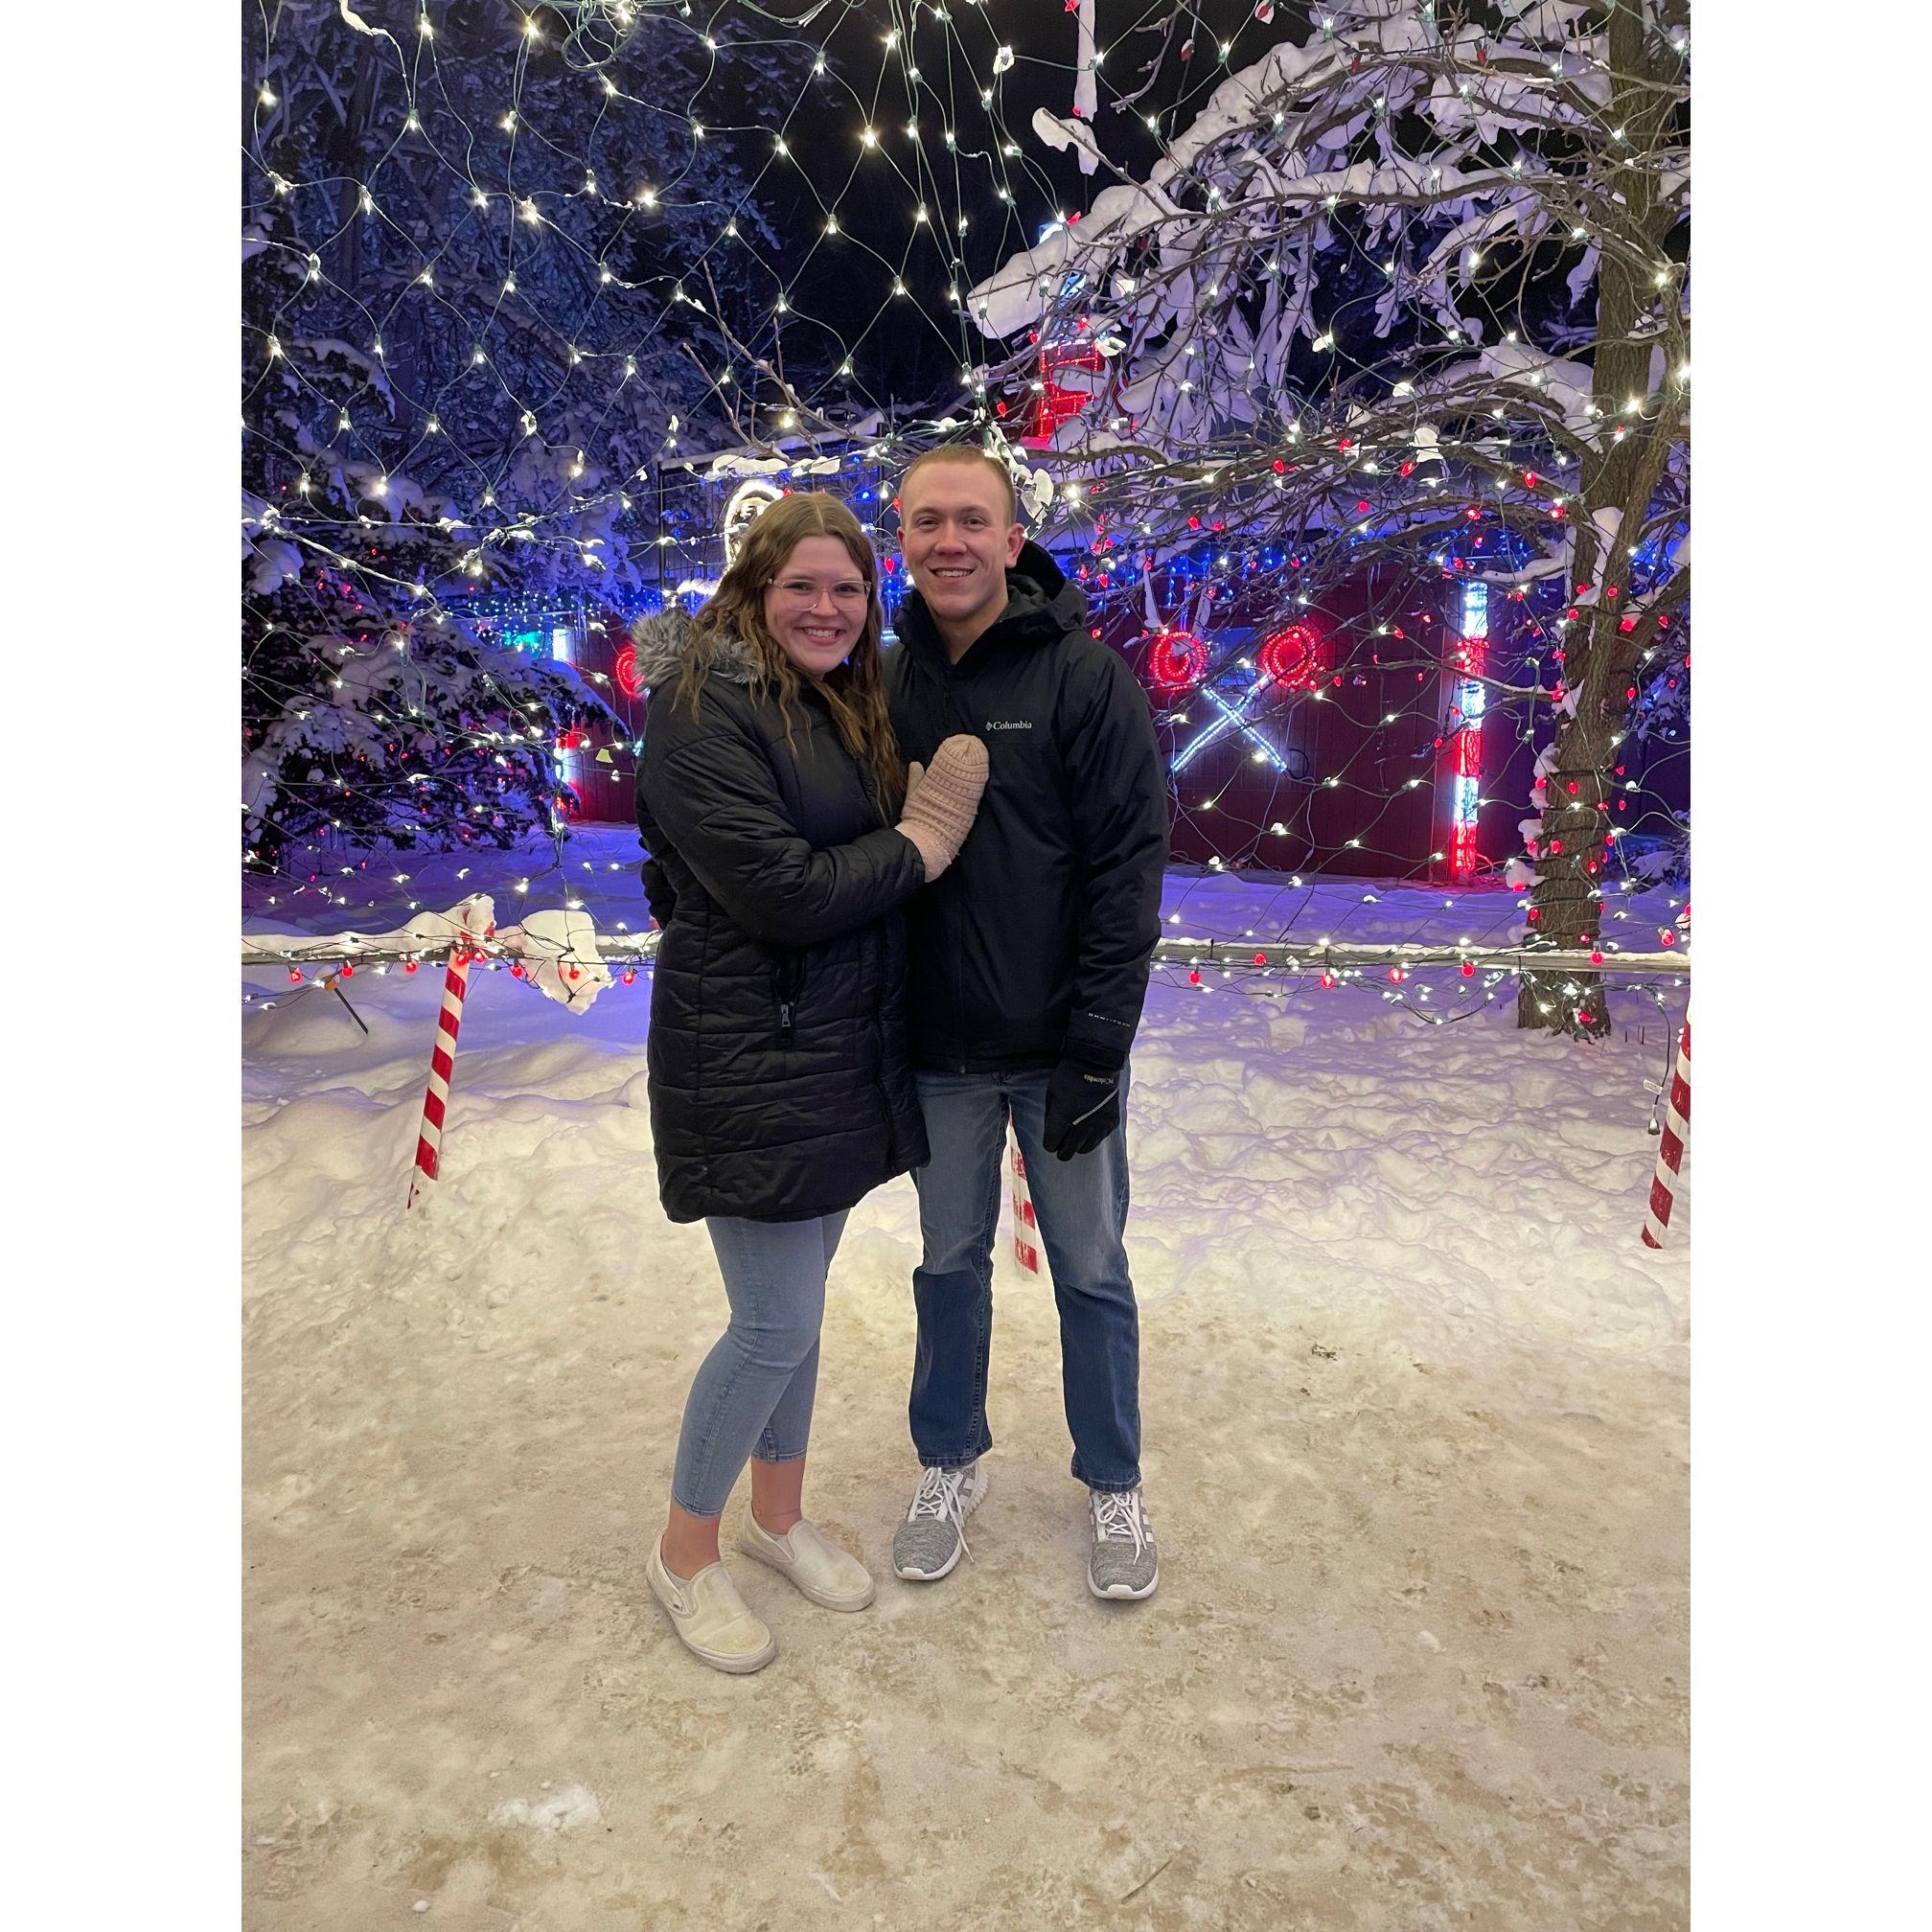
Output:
[899, 445, 1019, 525]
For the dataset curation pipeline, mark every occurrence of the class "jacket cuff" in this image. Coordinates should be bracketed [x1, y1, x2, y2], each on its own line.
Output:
[1061, 1012, 1132, 1072]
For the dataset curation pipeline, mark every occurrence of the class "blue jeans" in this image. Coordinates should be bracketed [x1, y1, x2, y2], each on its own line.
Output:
[669, 1210, 849, 1518]
[909, 1067, 1140, 1491]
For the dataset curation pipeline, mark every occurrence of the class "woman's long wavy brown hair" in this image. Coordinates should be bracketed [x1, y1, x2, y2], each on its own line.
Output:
[674, 493, 904, 813]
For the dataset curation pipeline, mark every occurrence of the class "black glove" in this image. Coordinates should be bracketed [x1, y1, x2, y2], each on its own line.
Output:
[1042, 1052, 1122, 1161]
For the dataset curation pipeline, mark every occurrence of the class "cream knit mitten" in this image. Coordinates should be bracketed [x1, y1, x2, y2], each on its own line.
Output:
[897, 733, 989, 880]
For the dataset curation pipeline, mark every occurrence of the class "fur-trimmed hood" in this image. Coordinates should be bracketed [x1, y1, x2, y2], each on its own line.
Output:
[629, 604, 756, 688]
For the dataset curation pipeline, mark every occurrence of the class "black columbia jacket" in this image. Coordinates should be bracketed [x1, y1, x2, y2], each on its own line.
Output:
[885, 543, 1169, 1072]
[634, 610, 930, 1223]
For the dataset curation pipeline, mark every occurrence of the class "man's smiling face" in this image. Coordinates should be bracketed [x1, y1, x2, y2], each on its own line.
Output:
[899, 458, 1025, 646]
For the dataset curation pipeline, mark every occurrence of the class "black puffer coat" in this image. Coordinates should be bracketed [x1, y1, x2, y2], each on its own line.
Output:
[633, 609, 930, 1224]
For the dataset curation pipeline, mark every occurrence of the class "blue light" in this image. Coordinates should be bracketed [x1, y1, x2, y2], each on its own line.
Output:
[1171, 682, 1290, 775]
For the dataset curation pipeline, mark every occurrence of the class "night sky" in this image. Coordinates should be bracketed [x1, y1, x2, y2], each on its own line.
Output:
[738, 1, 1312, 412]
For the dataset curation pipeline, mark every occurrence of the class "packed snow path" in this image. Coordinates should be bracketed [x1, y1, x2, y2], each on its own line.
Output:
[244, 842, 1688, 1928]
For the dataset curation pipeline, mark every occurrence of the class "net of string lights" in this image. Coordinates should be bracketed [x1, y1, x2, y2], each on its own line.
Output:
[242, 2, 1688, 1042]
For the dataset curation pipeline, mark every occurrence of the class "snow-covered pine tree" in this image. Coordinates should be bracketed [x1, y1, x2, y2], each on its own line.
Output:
[242, 0, 802, 871]
[967, 0, 1690, 1036]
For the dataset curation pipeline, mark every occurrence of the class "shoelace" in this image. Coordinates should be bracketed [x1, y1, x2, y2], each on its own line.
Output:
[1092, 1489, 1150, 1558]
[907, 1464, 976, 1564]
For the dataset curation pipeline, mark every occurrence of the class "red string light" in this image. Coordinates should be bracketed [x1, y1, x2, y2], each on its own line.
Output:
[1254, 622, 1326, 692]
[1145, 631, 1209, 697]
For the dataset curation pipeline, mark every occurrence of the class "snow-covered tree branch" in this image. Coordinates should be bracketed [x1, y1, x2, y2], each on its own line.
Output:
[968, 0, 1689, 1037]
[242, 0, 807, 871]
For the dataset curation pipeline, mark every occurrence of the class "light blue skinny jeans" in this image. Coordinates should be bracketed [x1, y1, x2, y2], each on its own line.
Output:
[669, 1209, 849, 1518]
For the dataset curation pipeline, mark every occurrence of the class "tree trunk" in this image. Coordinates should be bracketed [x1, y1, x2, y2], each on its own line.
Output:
[1516, 681, 1618, 1037]
[1517, 2, 1676, 1036]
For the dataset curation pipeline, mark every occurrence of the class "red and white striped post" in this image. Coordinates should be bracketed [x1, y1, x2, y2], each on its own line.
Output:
[1641, 1013, 1691, 1248]
[406, 906, 494, 1209]
[1008, 1127, 1042, 1276]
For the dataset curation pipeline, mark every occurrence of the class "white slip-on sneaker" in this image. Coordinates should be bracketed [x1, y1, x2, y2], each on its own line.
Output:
[736, 1517, 876, 1612]
[645, 1538, 777, 1673]
[891, 1460, 989, 1581]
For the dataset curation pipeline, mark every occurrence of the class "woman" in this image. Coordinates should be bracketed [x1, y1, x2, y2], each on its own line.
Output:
[632, 493, 987, 1674]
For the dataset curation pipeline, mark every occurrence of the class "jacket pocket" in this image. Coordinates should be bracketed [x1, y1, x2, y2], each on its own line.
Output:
[771, 947, 808, 1048]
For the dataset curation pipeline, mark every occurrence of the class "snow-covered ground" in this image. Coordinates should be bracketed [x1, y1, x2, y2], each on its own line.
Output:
[243, 831, 1689, 1929]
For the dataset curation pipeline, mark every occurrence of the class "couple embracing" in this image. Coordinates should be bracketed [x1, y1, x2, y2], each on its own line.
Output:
[632, 447, 1170, 1674]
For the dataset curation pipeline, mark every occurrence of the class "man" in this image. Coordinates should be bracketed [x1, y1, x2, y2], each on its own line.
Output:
[883, 445, 1170, 1600]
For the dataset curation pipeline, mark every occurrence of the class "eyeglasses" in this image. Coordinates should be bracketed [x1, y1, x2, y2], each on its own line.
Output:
[770, 578, 870, 607]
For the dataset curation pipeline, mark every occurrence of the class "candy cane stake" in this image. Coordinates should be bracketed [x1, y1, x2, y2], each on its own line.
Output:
[404, 900, 495, 1209]
[1641, 1014, 1691, 1248]
[1007, 1126, 1042, 1276]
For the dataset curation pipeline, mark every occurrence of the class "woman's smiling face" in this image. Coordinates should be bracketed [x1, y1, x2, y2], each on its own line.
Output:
[761, 534, 872, 677]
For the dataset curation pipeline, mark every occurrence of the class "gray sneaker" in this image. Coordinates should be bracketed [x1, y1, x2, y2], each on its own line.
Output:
[891, 1461, 988, 1581]
[1088, 1486, 1159, 1599]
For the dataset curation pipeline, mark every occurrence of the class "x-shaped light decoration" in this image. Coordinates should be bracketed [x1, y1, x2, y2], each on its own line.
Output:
[1169, 625, 1323, 774]
[1172, 676, 1289, 774]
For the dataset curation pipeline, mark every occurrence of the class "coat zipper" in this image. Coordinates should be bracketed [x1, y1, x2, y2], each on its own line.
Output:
[908, 649, 978, 1059]
[773, 949, 806, 1048]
